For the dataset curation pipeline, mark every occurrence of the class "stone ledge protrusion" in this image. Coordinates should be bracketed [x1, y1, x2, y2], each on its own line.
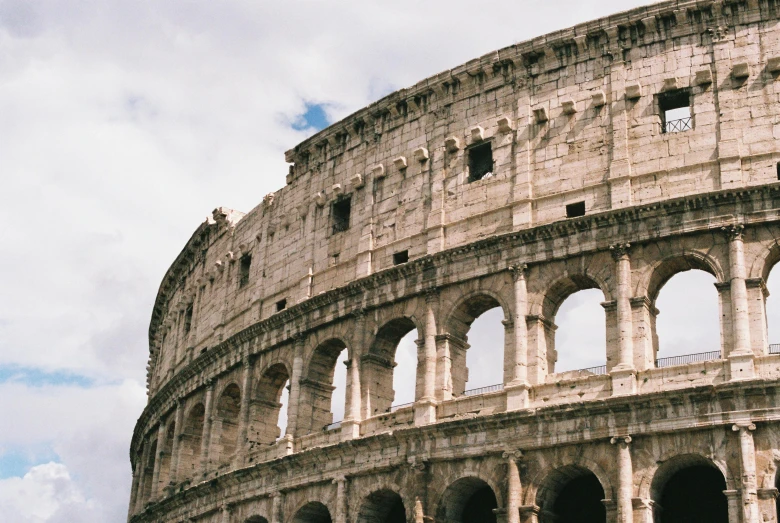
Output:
[533, 106, 549, 123]
[625, 82, 642, 100]
[370, 163, 385, 179]
[732, 62, 750, 79]
[497, 116, 513, 133]
[470, 126, 484, 142]
[767, 57, 780, 74]
[445, 136, 460, 153]
[561, 98, 577, 114]
[695, 69, 713, 86]
[592, 90, 606, 107]
[413, 147, 429, 162]
[350, 173, 364, 189]
[393, 156, 408, 170]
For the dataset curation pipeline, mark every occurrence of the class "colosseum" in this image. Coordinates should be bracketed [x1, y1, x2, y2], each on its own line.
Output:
[129, 1, 780, 521]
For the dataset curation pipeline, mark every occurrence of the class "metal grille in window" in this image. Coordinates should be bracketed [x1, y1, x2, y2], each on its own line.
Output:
[468, 142, 494, 182]
[659, 89, 692, 134]
[332, 197, 351, 234]
[662, 117, 692, 133]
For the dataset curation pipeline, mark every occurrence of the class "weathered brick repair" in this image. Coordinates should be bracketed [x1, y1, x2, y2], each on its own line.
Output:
[131, 1, 780, 522]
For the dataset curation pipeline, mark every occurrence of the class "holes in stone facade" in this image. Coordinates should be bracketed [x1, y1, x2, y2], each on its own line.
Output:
[276, 299, 287, 312]
[239, 254, 251, 288]
[566, 201, 586, 218]
[331, 196, 351, 234]
[467, 142, 494, 182]
[393, 250, 409, 265]
[659, 89, 692, 133]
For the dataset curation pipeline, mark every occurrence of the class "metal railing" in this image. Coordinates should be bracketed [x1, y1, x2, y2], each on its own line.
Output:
[462, 383, 504, 397]
[388, 402, 414, 412]
[655, 350, 721, 368]
[581, 364, 607, 375]
[662, 116, 692, 133]
[770, 344, 780, 354]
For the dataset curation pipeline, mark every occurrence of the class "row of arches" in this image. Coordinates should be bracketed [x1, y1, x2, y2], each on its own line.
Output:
[237, 454, 737, 523]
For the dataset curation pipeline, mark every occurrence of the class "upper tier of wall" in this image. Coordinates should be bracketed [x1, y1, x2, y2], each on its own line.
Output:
[146, 0, 780, 394]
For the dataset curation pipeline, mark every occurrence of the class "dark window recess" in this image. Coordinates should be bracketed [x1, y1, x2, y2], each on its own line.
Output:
[776, 162, 780, 180]
[566, 201, 586, 218]
[332, 197, 352, 234]
[239, 254, 251, 288]
[183, 304, 193, 334]
[276, 299, 287, 312]
[393, 250, 409, 265]
[468, 142, 494, 182]
[659, 89, 692, 133]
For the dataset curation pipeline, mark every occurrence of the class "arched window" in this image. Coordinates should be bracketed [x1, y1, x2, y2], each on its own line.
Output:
[536, 466, 606, 523]
[437, 477, 498, 523]
[650, 456, 727, 523]
[179, 403, 205, 479]
[141, 439, 157, 502]
[542, 276, 606, 375]
[766, 262, 780, 348]
[245, 517, 269, 523]
[652, 263, 719, 365]
[447, 295, 505, 397]
[213, 384, 241, 467]
[357, 489, 405, 523]
[364, 318, 418, 416]
[298, 339, 348, 433]
[250, 364, 290, 446]
[157, 421, 175, 491]
[292, 502, 332, 523]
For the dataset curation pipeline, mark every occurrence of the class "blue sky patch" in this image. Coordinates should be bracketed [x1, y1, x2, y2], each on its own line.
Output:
[0, 365, 95, 387]
[0, 447, 60, 479]
[292, 103, 330, 132]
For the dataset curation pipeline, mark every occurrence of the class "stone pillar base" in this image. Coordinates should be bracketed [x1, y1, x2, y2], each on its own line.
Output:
[278, 434, 294, 457]
[505, 381, 530, 411]
[728, 351, 756, 381]
[610, 367, 637, 396]
[414, 399, 437, 426]
[493, 507, 508, 523]
[340, 420, 360, 441]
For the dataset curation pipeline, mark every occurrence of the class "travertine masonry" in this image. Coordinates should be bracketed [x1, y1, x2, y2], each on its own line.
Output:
[131, 1, 780, 522]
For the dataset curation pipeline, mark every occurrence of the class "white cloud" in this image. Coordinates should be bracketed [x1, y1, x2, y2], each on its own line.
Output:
[0, 463, 90, 523]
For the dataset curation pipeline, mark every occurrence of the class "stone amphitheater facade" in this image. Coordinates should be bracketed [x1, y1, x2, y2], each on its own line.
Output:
[128, 1, 780, 522]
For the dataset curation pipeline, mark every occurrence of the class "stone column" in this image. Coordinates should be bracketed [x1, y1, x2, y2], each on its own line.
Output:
[504, 450, 523, 523]
[519, 505, 540, 523]
[415, 291, 438, 425]
[725, 225, 755, 380]
[333, 476, 348, 523]
[134, 440, 151, 512]
[271, 491, 283, 523]
[611, 436, 634, 523]
[724, 490, 741, 523]
[610, 244, 636, 395]
[286, 334, 305, 438]
[169, 400, 184, 485]
[236, 355, 254, 461]
[151, 421, 166, 499]
[342, 312, 364, 440]
[200, 379, 215, 476]
[409, 457, 431, 523]
[507, 265, 530, 410]
[734, 422, 759, 523]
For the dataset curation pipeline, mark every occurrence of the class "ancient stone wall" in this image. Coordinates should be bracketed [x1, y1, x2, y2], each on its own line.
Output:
[131, 1, 780, 522]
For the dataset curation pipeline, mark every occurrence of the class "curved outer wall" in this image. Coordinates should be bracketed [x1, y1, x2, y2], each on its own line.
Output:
[131, 1, 780, 522]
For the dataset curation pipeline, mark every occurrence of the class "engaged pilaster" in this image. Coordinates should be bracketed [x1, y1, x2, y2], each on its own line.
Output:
[611, 436, 634, 523]
[200, 379, 215, 476]
[333, 476, 348, 523]
[503, 450, 523, 523]
[733, 422, 760, 523]
[506, 265, 530, 411]
[610, 244, 636, 395]
[724, 225, 755, 380]
[236, 355, 254, 464]
[285, 334, 305, 438]
[415, 291, 438, 426]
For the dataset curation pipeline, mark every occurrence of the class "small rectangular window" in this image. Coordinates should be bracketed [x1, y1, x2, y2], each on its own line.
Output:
[393, 250, 409, 265]
[276, 299, 287, 312]
[659, 89, 692, 133]
[183, 304, 193, 334]
[239, 254, 251, 288]
[566, 201, 586, 218]
[468, 142, 494, 182]
[332, 197, 351, 234]
[776, 162, 780, 180]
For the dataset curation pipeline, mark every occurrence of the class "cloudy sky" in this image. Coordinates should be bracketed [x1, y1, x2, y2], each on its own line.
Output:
[2, 0, 779, 521]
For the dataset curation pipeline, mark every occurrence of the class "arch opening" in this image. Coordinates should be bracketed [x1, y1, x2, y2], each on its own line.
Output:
[179, 403, 205, 480]
[536, 466, 606, 523]
[292, 501, 332, 523]
[357, 489, 406, 523]
[157, 421, 175, 491]
[213, 383, 241, 467]
[365, 317, 418, 416]
[244, 517, 269, 523]
[654, 269, 719, 363]
[542, 276, 606, 375]
[766, 259, 780, 348]
[301, 339, 348, 432]
[651, 455, 727, 523]
[448, 294, 505, 396]
[437, 476, 498, 523]
[141, 439, 157, 501]
[250, 363, 290, 446]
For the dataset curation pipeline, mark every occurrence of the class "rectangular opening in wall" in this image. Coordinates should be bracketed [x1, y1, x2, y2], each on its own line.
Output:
[331, 196, 351, 234]
[566, 201, 586, 218]
[659, 89, 692, 133]
[393, 250, 409, 265]
[239, 254, 251, 288]
[468, 142, 494, 182]
[276, 299, 287, 312]
[183, 304, 193, 334]
[776, 162, 780, 180]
